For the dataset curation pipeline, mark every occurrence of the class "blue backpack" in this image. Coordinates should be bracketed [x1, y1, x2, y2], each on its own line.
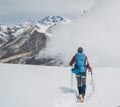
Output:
[72, 53, 87, 74]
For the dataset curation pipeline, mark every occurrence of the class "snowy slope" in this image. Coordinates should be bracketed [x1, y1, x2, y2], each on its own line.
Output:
[0, 63, 120, 107]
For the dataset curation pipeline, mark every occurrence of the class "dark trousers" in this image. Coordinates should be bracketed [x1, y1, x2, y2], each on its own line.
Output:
[76, 73, 86, 98]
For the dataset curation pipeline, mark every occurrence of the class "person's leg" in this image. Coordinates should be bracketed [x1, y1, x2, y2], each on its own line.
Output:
[76, 74, 86, 102]
[76, 74, 81, 95]
[81, 75, 86, 98]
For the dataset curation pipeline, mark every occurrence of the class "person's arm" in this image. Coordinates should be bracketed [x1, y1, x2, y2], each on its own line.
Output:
[86, 56, 92, 71]
[69, 55, 76, 66]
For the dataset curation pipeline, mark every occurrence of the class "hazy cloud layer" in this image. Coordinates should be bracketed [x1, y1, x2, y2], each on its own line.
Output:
[0, 0, 94, 24]
[43, 0, 120, 67]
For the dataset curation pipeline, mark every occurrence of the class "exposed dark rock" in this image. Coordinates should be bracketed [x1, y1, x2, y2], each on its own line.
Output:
[25, 57, 63, 66]
[0, 30, 48, 63]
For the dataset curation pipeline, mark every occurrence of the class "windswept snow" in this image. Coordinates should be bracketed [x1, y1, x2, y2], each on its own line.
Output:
[0, 63, 120, 107]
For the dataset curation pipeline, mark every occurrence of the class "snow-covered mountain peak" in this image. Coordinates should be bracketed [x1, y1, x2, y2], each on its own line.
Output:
[0, 16, 70, 35]
[0, 16, 70, 49]
[39, 16, 70, 25]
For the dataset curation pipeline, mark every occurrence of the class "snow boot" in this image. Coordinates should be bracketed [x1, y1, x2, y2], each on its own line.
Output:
[79, 95, 84, 103]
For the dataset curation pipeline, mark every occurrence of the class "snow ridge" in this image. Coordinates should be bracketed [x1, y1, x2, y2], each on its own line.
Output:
[39, 16, 70, 25]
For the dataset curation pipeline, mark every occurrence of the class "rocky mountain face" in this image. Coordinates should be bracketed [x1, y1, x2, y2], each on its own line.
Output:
[0, 16, 70, 66]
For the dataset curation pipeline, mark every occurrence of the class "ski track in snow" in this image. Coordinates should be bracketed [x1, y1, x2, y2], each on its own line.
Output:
[53, 72, 95, 107]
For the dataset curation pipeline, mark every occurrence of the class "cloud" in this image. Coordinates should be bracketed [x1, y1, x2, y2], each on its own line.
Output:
[43, 0, 120, 67]
[0, 0, 94, 24]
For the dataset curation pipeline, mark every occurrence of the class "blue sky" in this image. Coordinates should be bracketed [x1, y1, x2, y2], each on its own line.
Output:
[0, 0, 93, 24]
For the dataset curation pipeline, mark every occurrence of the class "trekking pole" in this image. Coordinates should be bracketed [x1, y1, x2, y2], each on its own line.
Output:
[90, 71, 95, 93]
[71, 72, 73, 92]
[85, 71, 94, 101]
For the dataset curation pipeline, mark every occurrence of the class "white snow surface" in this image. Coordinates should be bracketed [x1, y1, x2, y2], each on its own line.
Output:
[0, 63, 120, 107]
